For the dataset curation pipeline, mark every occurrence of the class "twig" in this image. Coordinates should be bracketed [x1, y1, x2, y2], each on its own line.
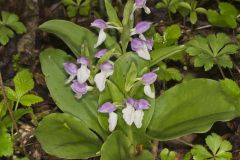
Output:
[0, 72, 28, 158]
[177, 139, 194, 147]
[151, 140, 159, 159]
[185, 24, 212, 33]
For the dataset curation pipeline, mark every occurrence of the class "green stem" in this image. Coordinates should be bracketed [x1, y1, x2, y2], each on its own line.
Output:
[14, 100, 20, 111]
[216, 63, 226, 79]
[128, 126, 135, 157]
[168, 10, 173, 23]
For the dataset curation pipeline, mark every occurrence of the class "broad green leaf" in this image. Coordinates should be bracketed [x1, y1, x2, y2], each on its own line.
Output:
[133, 150, 154, 160]
[40, 48, 106, 138]
[0, 125, 13, 157]
[39, 20, 97, 58]
[146, 79, 240, 140]
[112, 52, 148, 92]
[13, 69, 34, 98]
[106, 80, 125, 102]
[104, 0, 121, 26]
[150, 45, 186, 66]
[19, 94, 43, 107]
[220, 78, 240, 97]
[125, 62, 137, 91]
[35, 113, 102, 159]
[122, 0, 134, 27]
[100, 130, 130, 160]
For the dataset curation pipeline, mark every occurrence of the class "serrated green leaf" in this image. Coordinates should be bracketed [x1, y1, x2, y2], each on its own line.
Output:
[13, 69, 34, 98]
[163, 24, 181, 45]
[191, 145, 212, 159]
[5, 87, 17, 101]
[207, 2, 238, 28]
[0, 125, 13, 157]
[186, 33, 238, 71]
[0, 11, 26, 45]
[19, 94, 43, 107]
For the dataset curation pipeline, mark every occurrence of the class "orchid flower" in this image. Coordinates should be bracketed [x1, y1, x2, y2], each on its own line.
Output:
[142, 72, 157, 98]
[131, 21, 151, 38]
[134, 0, 151, 14]
[94, 61, 114, 92]
[98, 102, 118, 132]
[122, 98, 150, 128]
[70, 81, 92, 99]
[64, 63, 78, 84]
[76, 57, 90, 83]
[131, 38, 153, 60]
[95, 49, 108, 58]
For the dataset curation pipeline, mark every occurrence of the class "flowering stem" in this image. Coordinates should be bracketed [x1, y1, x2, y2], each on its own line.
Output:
[128, 126, 136, 157]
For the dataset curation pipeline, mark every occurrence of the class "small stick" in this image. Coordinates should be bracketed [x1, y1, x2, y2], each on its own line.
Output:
[151, 140, 159, 159]
[0, 72, 28, 157]
[177, 139, 194, 147]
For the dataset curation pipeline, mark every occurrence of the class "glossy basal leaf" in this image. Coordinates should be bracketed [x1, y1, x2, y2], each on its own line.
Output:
[35, 113, 102, 159]
[40, 48, 106, 137]
[146, 79, 240, 140]
[39, 20, 97, 58]
[150, 45, 186, 66]
[100, 130, 130, 160]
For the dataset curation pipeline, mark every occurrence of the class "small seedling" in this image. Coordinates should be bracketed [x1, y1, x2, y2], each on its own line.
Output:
[0, 11, 26, 45]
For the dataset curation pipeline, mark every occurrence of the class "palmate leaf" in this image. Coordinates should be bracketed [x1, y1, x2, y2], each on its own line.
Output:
[191, 133, 232, 160]
[207, 2, 238, 28]
[0, 11, 26, 45]
[146, 79, 240, 140]
[186, 33, 239, 71]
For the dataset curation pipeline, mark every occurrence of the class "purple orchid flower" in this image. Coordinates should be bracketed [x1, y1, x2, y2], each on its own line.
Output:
[70, 81, 89, 99]
[98, 102, 118, 132]
[122, 98, 150, 128]
[95, 49, 108, 58]
[135, 0, 150, 14]
[131, 21, 152, 36]
[76, 56, 90, 84]
[131, 38, 153, 60]
[94, 61, 114, 92]
[141, 72, 157, 98]
[64, 63, 78, 84]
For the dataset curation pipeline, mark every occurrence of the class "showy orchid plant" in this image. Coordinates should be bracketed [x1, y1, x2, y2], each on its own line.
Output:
[36, 0, 240, 159]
